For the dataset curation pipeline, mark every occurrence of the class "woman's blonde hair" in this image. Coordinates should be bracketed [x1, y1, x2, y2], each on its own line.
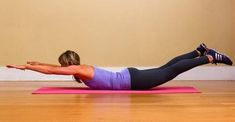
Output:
[58, 50, 82, 83]
[58, 50, 80, 66]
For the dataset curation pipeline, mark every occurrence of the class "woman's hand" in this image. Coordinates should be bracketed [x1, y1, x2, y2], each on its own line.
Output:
[27, 61, 41, 65]
[6, 64, 27, 70]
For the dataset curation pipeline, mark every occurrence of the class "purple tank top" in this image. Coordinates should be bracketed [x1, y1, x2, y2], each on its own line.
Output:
[84, 67, 131, 90]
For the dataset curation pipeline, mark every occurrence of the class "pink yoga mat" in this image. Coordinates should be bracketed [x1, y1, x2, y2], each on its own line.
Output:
[32, 86, 200, 94]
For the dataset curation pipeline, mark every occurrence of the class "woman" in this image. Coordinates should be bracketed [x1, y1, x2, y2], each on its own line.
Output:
[7, 43, 233, 90]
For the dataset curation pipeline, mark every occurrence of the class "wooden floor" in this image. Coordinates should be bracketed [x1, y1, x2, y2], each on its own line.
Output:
[0, 80, 235, 122]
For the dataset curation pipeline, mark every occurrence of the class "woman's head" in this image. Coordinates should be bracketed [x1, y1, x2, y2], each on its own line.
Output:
[59, 50, 82, 83]
[58, 50, 80, 67]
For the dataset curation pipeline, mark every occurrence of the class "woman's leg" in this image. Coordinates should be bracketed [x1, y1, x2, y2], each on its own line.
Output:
[129, 56, 210, 90]
[128, 45, 232, 90]
[158, 50, 199, 69]
[158, 43, 208, 69]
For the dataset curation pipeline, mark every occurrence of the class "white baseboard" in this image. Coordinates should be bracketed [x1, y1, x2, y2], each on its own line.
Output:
[0, 66, 234, 81]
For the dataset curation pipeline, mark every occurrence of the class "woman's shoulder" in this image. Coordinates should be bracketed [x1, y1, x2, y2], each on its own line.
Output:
[68, 64, 94, 69]
[66, 64, 95, 74]
[78, 64, 94, 69]
[80, 65, 95, 74]
[72, 64, 95, 81]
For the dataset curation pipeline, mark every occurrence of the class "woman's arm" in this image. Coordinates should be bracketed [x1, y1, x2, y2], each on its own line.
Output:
[27, 61, 60, 67]
[7, 64, 80, 75]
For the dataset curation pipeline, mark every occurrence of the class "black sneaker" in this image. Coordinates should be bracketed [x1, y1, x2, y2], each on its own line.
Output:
[196, 43, 209, 56]
[207, 49, 233, 65]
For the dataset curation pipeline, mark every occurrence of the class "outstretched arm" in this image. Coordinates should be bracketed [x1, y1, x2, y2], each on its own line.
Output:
[27, 61, 60, 67]
[6, 64, 80, 75]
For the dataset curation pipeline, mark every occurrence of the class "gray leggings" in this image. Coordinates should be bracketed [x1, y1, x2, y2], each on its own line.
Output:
[128, 50, 209, 90]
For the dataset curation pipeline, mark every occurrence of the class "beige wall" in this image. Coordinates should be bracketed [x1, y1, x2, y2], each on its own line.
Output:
[0, 0, 234, 66]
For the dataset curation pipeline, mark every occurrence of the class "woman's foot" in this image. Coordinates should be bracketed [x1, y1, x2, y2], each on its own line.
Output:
[196, 43, 209, 56]
[207, 49, 233, 65]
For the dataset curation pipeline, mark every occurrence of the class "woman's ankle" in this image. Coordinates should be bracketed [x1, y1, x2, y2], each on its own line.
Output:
[206, 55, 213, 63]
